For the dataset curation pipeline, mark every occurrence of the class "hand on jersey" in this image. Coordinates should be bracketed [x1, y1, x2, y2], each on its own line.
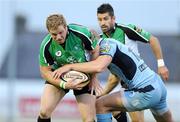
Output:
[158, 66, 169, 81]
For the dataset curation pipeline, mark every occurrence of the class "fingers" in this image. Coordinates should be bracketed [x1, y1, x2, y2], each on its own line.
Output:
[75, 87, 83, 90]
[91, 86, 94, 95]
[68, 79, 87, 90]
[96, 86, 104, 96]
[52, 70, 62, 79]
[158, 66, 169, 81]
[161, 72, 169, 81]
[52, 66, 70, 80]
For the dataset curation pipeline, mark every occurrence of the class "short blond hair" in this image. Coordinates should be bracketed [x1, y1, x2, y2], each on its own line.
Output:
[46, 14, 67, 31]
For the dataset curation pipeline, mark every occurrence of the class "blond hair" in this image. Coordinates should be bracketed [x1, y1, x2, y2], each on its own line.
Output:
[46, 14, 67, 31]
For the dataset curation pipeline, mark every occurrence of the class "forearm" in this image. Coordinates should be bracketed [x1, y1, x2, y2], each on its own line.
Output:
[103, 74, 119, 95]
[149, 36, 167, 68]
[69, 60, 103, 73]
[69, 55, 111, 73]
[40, 66, 62, 87]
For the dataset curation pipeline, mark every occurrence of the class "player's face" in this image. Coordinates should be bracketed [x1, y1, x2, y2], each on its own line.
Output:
[97, 13, 115, 33]
[49, 25, 67, 44]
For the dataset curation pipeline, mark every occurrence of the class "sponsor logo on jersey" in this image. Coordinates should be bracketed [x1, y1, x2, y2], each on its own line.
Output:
[55, 51, 62, 57]
[100, 44, 110, 53]
[67, 56, 77, 63]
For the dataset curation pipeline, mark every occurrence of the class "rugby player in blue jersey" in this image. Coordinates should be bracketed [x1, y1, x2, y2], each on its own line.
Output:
[53, 38, 173, 122]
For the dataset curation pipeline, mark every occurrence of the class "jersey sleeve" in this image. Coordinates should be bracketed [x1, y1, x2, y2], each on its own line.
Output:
[128, 24, 151, 42]
[68, 24, 98, 51]
[39, 35, 54, 66]
[99, 38, 117, 57]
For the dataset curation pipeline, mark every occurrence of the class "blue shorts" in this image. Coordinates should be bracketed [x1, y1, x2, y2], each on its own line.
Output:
[122, 74, 168, 115]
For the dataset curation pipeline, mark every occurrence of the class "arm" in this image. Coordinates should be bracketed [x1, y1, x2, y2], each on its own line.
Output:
[88, 45, 103, 94]
[40, 65, 62, 87]
[40, 65, 85, 90]
[89, 29, 100, 60]
[149, 35, 169, 81]
[52, 55, 112, 79]
[70, 55, 112, 73]
[90, 45, 100, 60]
[99, 74, 119, 97]
[149, 35, 163, 60]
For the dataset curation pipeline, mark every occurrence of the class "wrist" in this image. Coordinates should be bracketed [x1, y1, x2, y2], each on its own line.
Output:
[157, 59, 165, 67]
[59, 80, 66, 89]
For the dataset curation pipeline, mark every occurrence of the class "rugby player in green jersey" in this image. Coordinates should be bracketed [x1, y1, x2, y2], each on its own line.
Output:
[38, 14, 101, 122]
[96, 3, 169, 122]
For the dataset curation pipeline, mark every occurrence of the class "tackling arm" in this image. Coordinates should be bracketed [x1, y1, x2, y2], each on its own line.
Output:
[53, 55, 112, 77]
[70, 55, 112, 73]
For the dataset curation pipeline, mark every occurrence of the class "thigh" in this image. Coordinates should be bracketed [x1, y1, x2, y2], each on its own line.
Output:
[75, 94, 96, 121]
[150, 77, 168, 115]
[40, 84, 66, 114]
[128, 111, 144, 122]
[96, 91, 127, 113]
[122, 86, 159, 112]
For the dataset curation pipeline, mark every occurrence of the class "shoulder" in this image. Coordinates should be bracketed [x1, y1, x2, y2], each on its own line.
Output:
[68, 23, 90, 36]
[116, 23, 136, 30]
[40, 34, 52, 51]
[100, 38, 119, 46]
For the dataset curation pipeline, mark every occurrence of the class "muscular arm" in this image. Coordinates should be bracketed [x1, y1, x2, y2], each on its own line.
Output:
[71, 55, 112, 73]
[40, 65, 62, 87]
[149, 35, 169, 80]
[53, 55, 112, 77]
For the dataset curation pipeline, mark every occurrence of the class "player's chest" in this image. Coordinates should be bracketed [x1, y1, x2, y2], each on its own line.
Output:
[51, 42, 85, 65]
[104, 29, 125, 44]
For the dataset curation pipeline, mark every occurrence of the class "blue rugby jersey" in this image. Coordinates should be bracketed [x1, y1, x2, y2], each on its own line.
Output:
[99, 38, 154, 89]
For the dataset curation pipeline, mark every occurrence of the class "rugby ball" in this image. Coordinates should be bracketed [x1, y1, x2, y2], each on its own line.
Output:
[61, 70, 90, 86]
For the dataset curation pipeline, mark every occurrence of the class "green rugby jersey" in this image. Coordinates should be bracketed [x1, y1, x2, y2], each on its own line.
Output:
[100, 23, 151, 44]
[39, 24, 98, 69]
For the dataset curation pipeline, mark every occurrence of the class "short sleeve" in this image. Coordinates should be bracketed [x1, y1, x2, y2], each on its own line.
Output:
[99, 38, 117, 57]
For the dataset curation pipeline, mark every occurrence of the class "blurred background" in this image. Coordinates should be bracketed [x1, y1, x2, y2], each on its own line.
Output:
[0, 0, 180, 122]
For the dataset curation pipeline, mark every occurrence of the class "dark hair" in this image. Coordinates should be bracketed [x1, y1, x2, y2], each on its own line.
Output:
[97, 3, 114, 16]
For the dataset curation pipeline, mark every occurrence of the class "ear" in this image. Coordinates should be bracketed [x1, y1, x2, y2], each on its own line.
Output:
[64, 25, 67, 30]
[112, 16, 116, 23]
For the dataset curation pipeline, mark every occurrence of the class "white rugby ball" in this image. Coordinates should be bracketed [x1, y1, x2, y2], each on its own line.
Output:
[61, 70, 90, 84]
